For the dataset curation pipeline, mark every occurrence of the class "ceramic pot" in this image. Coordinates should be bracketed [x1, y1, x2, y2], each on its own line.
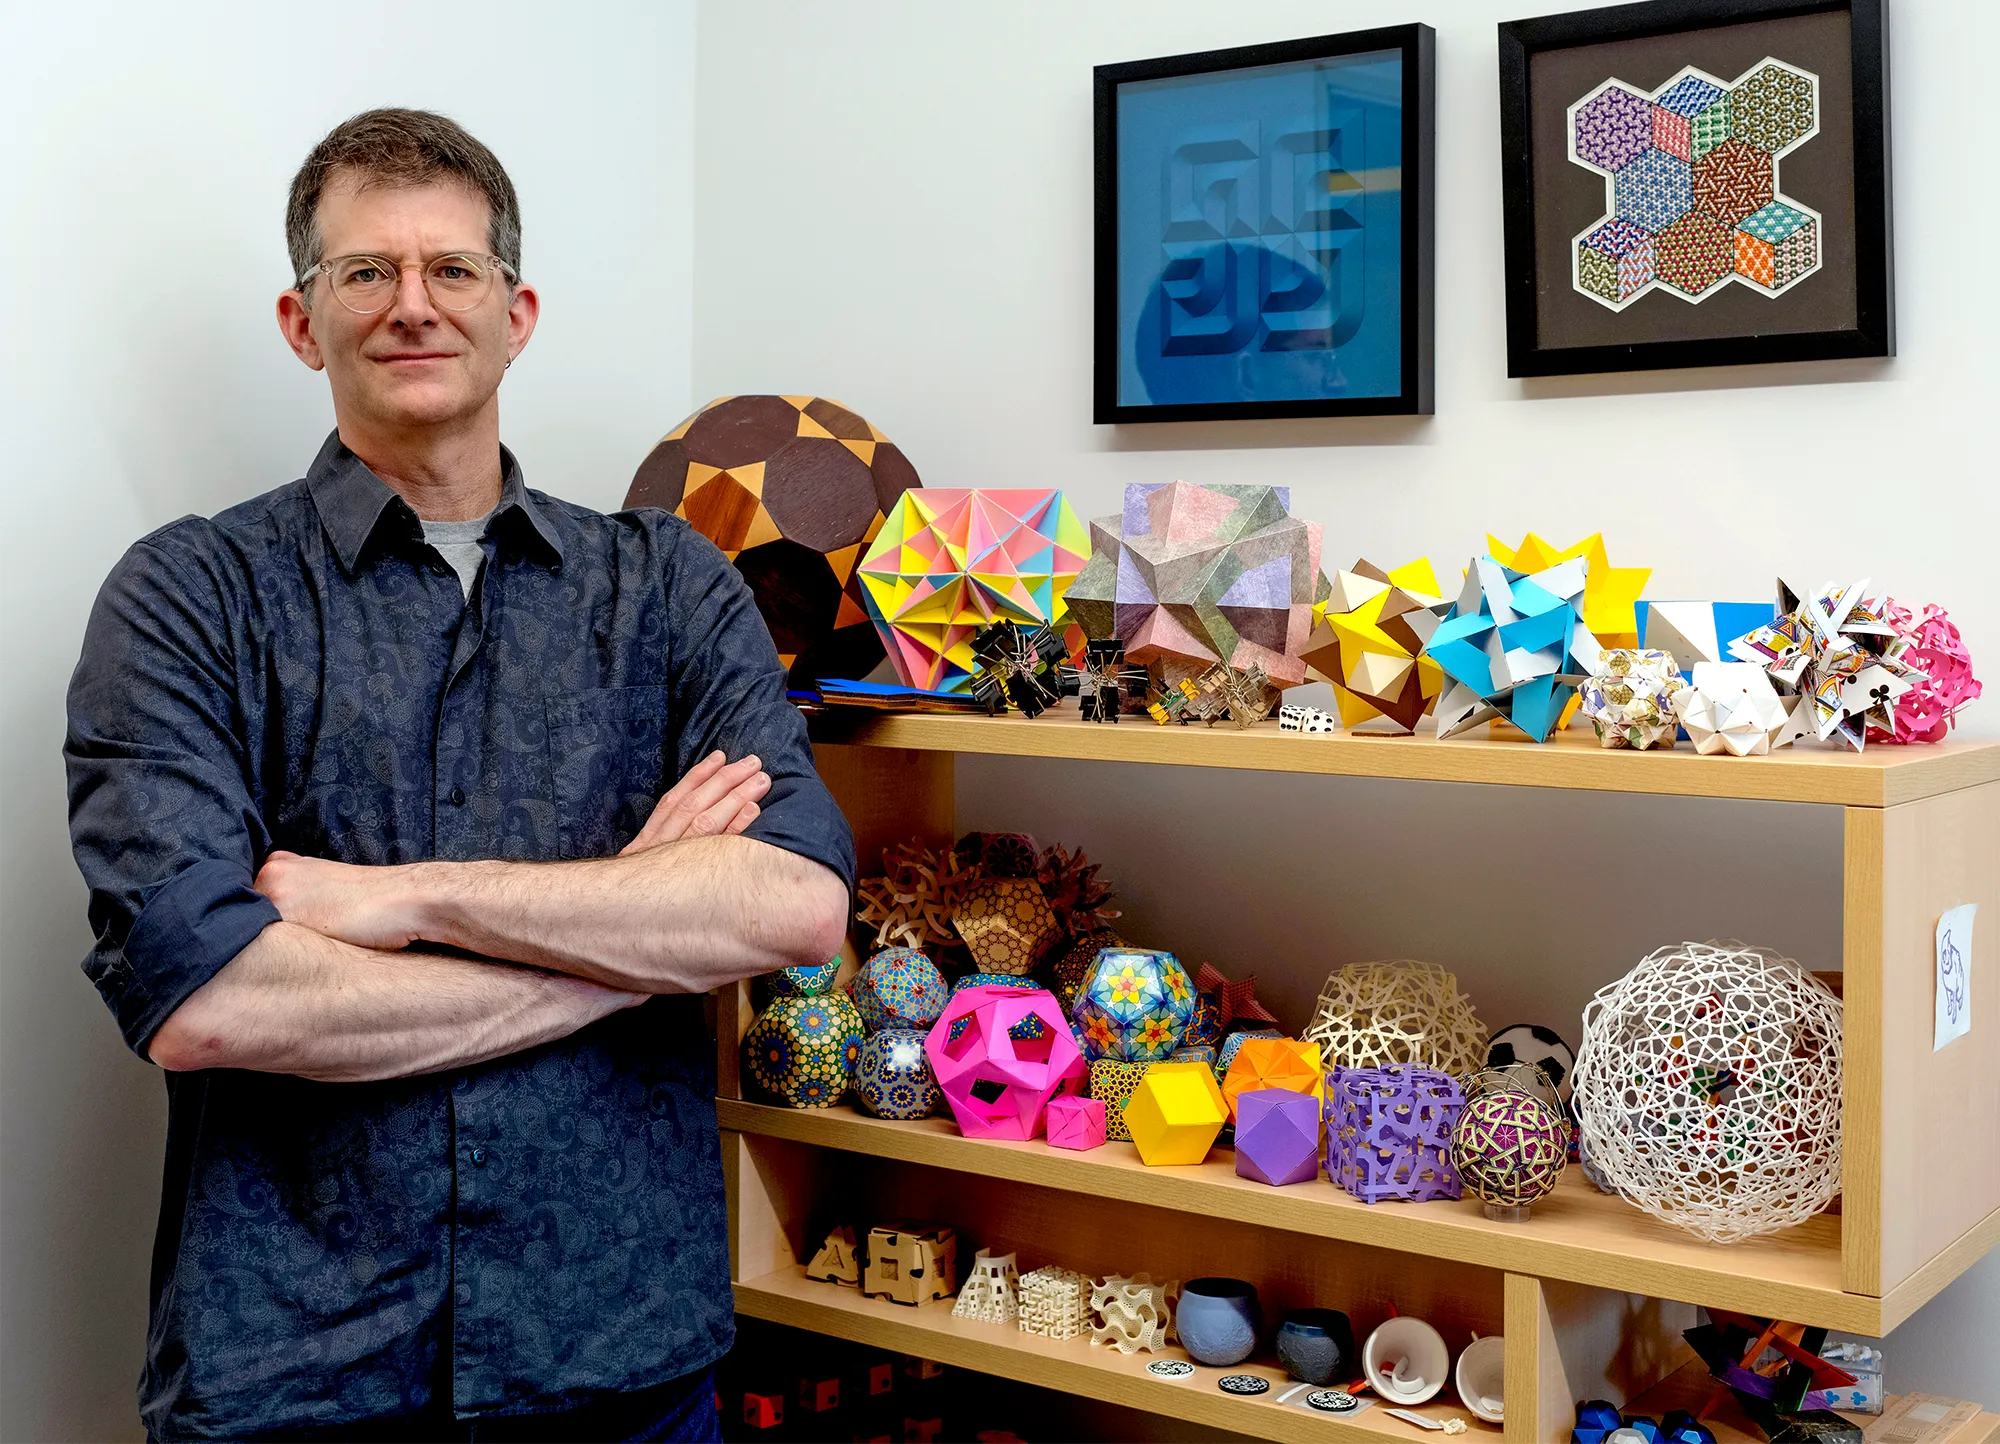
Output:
[1276, 1308, 1355, 1385]
[1176, 1277, 1261, 1367]
[1363, 1316, 1450, 1404]
[1456, 1333, 1506, 1423]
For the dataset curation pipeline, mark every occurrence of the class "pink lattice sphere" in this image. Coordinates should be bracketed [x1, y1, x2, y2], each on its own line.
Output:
[1868, 598, 1981, 744]
[1451, 1089, 1569, 1208]
[925, 984, 1087, 1140]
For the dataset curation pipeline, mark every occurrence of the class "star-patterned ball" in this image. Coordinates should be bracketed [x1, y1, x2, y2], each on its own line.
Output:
[750, 957, 842, 1011]
[1073, 947, 1196, 1063]
[855, 1028, 942, 1120]
[744, 993, 864, 1109]
[849, 948, 949, 1034]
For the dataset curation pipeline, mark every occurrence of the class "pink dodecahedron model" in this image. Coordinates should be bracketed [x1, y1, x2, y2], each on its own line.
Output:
[1234, 1088, 1323, 1186]
[925, 984, 1087, 1140]
[1046, 1095, 1107, 1151]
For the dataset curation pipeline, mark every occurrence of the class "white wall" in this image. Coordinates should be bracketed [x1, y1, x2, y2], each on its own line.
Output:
[692, 0, 2000, 1408]
[0, 5, 695, 1437]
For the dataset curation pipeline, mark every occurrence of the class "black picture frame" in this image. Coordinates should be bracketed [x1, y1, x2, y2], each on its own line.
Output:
[1093, 25, 1436, 423]
[1498, 0, 1893, 377]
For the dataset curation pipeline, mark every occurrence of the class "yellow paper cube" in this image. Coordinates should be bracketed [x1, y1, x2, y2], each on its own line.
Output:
[1220, 1038, 1325, 1122]
[1124, 1062, 1229, 1166]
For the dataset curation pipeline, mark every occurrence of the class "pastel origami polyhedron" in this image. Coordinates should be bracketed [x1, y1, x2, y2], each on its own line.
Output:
[744, 993, 865, 1109]
[1064, 482, 1329, 691]
[857, 488, 1088, 693]
[953, 876, 1060, 976]
[1672, 662, 1795, 757]
[850, 948, 950, 1034]
[1578, 649, 1688, 750]
[626, 395, 918, 686]
[1046, 1094, 1107, 1151]
[1087, 1059, 1153, 1142]
[1424, 554, 1606, 742]
[1124, 1061, 1230, 1166]
[1073, 947, 1197, 1063]
[1300, 560, 1450, 734]
[1235, 1088, 1324, 1186]
[1220, 1038, 1325, 1122]
[925, 985, 1086, 1140]
[1327, 1065, 1465, 1204]
[1728, 579, 1923, 751]
[855, 1028, 943, 1120]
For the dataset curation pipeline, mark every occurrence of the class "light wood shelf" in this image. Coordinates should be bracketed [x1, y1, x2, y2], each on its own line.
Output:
[1624, 1362, 2000, 1444]
[718, 1099, 1870, 1334]
[736, 1264, 1488, 1444]
[807, 707, 2000, 807]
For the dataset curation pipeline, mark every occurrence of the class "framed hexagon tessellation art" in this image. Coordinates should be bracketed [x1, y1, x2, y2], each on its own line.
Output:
[1498, 0, 1892, 376]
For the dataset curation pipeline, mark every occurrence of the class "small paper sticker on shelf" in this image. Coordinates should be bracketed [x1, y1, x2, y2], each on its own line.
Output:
[1935, 903, 1976, 1052]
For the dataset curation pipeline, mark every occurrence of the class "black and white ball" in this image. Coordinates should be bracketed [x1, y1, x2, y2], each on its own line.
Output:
[1485, 1023, 1575, 1105]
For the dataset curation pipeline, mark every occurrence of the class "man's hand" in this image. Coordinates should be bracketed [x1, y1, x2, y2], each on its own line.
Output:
[256, 852, 427, 952]
[620, 750, 769, 854]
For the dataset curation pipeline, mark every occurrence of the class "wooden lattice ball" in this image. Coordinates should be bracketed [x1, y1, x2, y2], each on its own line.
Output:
[1573, 941, 1843, 1244]
[1303, 960, 1488, 1077]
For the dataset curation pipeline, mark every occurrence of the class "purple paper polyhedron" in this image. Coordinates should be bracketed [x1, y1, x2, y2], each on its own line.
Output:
[1326, 1065, 1465, 1204]
[1046, 1095, 1106, 1151]
[1233, 1088, 1322, 1187]
[925, 984, 1087, 1141]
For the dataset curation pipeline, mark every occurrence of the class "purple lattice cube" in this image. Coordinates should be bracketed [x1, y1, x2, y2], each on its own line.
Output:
[1574, 85, 1654, 171]
[1234, 1088, 1322, 1187]
[1326, 1065, 1464, 1204]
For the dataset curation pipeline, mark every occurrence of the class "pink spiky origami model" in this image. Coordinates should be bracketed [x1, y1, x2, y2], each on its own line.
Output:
[925, 984, 1087, 1140]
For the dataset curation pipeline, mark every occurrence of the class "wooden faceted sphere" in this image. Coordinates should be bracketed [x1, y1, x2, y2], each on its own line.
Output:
[627, 395, 919, 685]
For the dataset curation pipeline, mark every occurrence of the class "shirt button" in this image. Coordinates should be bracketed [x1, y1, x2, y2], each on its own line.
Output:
[449, 786, 467, 806]
[469, 1147, 487, 1166]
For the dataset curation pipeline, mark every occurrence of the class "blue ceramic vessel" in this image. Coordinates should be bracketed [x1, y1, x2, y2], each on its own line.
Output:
[1276, 1308, 1356, 1384]
[1176, 1277, 1260, 1367]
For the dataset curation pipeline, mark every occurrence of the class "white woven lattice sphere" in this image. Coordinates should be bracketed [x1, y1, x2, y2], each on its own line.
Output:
[1303, 960, 1488, 1077]
[1573, 941, 1843, 1244]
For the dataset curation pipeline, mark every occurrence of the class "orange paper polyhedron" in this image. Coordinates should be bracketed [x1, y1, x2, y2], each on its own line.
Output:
[1220, 1038, 1325, 1122]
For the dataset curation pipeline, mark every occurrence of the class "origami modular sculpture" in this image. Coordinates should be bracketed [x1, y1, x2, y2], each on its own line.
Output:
[1045, 928, 1124, 1013]
[854, 1028, 943, 1121]
[750, 956, 843, 1011]
[1729, 579, 1924, 750]
[1573, 941, 1843, 1243]
[626, 395, 919, 686]
[952, 1249, 1020, 1325]
[1304, 960, 1487, 1078]
[925, 984, 1086, 1140]
[1451, 1086, 1570, 1218]
[806, 1224, 861, 1286]
[1064, 481, 1329, 692]
[1046, 1094, 1107, 1151]
[1124, 1061, 1230, 1166]
[857, 488, 1088, 693]
[1327, 1065, 1466, 1204]
[849, 948, 950, 1034]
[1036, 842, 1122, 938]
[953, 876, 1061, 975]
[855, 839, 978, 952]
[1683, 1313, 1865, 1424]
[1673, 661, 1795, 756]
[1215, 1027, 1285, 1079]
[1489, 532, 1651, 649]
[1087, 1058, 1152, 1142]
[1641, 600, 1780, 675]
[1300, 560, 1451, 733]
[1235, 1088, 1325, 1186]
[1578, 648, 1689, 750]
[1018, 1266, 1094, 1339]
[863, 1225, 958, 1306]
[1090, 1273, 1178, 1354]
[970, 621, 1066, 717]
[1059, 639, 1151, 722]
[955, 829, 1039, 878]
[1867, 598, 1981, 744]
[1220, 1037, 1325, 1121]
[1425, 554, 1607, 742]
[743, 993, 865, 1109]
[1073, 947, 1197, 1063]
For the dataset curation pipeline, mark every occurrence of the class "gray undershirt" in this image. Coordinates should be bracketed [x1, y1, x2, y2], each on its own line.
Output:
[422, 514, 491, 601]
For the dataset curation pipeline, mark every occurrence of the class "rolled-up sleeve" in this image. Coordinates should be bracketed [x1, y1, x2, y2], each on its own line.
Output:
[64, 531, 279, 1058]
[660, 526, 857, 897]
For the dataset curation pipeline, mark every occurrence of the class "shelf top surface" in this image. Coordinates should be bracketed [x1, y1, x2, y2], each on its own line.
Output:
[807, 706, 2000, 807]
[719, 1100, 1878, 1334]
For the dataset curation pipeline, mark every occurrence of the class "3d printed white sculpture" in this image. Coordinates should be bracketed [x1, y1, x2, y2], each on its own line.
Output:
[1573, 941, 1843, 1244]
[1017, 1265, 1093, 1340]
[1305, 960, 1488, 1077]
[1089, 1272, 1178, 1353]
[952, 1248, 1019, 1325]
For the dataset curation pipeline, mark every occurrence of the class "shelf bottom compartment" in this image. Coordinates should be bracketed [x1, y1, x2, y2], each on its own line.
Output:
[1624, 1362, 2000, 1444]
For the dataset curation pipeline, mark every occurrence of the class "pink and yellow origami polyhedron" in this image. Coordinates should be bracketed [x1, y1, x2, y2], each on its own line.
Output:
[857, 489, 1089, 693]
[924, 984, 1088, 1140]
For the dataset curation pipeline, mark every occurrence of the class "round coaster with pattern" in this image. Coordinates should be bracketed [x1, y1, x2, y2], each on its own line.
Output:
[1218, 1374, 1270, 1395]
[1306, 1389, 1359, 1412]
[1145, 1359, 1194, 1378]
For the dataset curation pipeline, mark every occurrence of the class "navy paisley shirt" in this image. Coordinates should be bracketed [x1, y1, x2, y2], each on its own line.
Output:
[64, 432, 855, 1439]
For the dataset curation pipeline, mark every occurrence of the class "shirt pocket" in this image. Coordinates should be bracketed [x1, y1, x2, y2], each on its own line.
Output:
[546, 686, 670, 859]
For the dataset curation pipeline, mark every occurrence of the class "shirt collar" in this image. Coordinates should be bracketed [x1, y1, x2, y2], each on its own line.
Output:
[304, 430, 566, 575]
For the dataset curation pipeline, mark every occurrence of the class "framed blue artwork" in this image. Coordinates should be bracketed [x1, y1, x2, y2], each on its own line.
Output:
[1094, 25, 1435, 422]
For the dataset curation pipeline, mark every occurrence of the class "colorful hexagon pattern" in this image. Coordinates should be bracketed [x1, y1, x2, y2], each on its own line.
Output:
[744, 993, 865, 1109]
[750, 957, 842, 1011]
[849, 948, 949, 1034]
[855, 1027, 943, 1120]
[1073, 948, 1197, 1063]
[1569, 59, 1822, 310]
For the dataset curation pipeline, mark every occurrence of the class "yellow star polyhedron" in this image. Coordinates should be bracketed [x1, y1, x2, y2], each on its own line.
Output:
[1301, 558, 1450, 733]
[1487, 532, 1651, 648]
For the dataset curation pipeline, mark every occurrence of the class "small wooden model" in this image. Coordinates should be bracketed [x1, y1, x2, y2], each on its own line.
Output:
[805, 1224, 861, 1286]
[863, 1225, 958, 1306]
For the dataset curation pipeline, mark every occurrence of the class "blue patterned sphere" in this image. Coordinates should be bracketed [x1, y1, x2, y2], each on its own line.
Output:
[751, 956, 843, 1011]
[855, 1027, 942, 1120]
[744, 993, 864, 1109]
[1073, 947, 1196, 1063]
[850, 948, 949, 1034]
[956, 972, 1052, 1041]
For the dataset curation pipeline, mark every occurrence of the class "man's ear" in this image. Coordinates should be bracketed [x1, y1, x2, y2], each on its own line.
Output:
[277, 290, 326, 372]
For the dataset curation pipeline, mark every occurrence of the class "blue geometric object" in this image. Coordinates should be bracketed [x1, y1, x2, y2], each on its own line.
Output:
[1425, 554, 1601, 742]
[1072, 947, 1197, 1062]
[957, 973, 1054, 1041]
[850, 948, 949, 1034]
[1574, 1401, 1625, 1444]
[751, 956, 843, 1011]
[1640, 600, 1782, 679]
[1614, 148, 1694, 233]
[855, 1028, 943, 1120]
[1662, 1411, 1717, 1444]
[1622, 1419, 1665, 1444]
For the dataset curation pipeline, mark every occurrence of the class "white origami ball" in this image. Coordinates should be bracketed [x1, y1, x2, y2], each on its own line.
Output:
[1573, 941, 1842, 1244]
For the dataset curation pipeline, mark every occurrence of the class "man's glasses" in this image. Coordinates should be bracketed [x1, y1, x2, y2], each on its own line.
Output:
[297, 252, 517, 315]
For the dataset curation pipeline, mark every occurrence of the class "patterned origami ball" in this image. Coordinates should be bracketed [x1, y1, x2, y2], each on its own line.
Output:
[1867, 598, 1982, 745]
[1424, 554, 1601, 743]
[626, 395, 918, 687]
[855, 1027, 943, 1120]
[1578, 648, 1688, 751]
[1451, 1089, 1570, 1208]
[857, 488, 1088, 693]
[1125, 1062, 1230, 1166]
[744, 993, 865, 1109]
[849, 948, 950, 1034]
[1235, 1088, 1325, 1187]
[1088, 1059, 1153, 1143]
[750, 957, 842, 1011]
[1045, 929, 1124, 1013]
[954, 876, 1060, 976]
[925, 985, 1087, 1140]
[1220, 1038, 1325, 1122]
[1073, 948, 1197, 1063]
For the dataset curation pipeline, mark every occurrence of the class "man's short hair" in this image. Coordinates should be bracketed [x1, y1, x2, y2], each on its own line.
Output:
[286, 108, 521, 289]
